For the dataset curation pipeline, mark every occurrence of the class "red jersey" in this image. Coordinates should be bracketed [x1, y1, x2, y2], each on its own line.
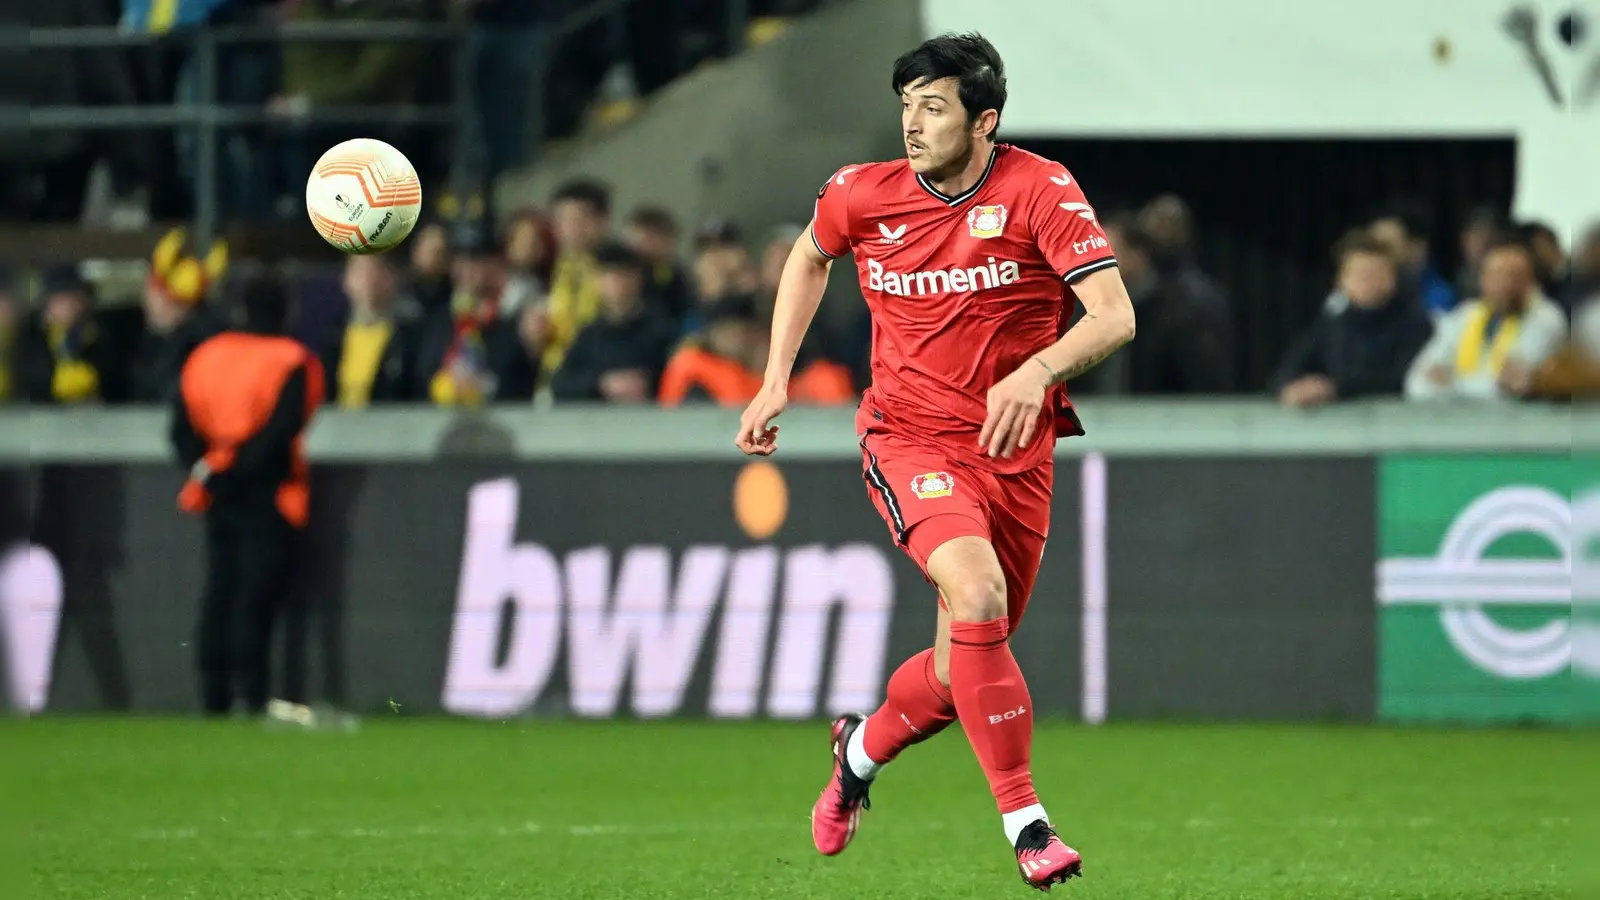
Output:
[810, 143, 1117, 474]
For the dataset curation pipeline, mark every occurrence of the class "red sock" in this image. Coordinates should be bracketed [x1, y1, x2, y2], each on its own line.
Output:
[862, 648, 957, 764]
[948, 617, 1039, 814]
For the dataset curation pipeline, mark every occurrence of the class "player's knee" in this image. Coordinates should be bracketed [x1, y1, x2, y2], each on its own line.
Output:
[942, 573, 1006, 623]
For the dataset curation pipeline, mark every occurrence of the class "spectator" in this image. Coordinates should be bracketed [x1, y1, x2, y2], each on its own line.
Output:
[460, 0, 554, 183]
[126, 256, 221, 405]
[322, 255, 424, 407]
[415, 226, 531, 405]
[757, 223, 804, 305]
[622, 206, 693, 322]
[30, 0, 146, 223]
[1567, 224, 1600, 308]
[542, 179, 613, 379]
[500, 209, 556, 319]
[1456, 206, 1503, 299]
[1095, 220, 1233, 395]
[751, 220, 856, 401]
[1273, 232, 1433, 408]
[1525, 294, 1600, 399]
[0, 269, 16, 403]
[1369, 201, 1458, 316]
[1405, 238, 1567, 402]
[659, 296, 765, 406]
[17, 266, 120, 405]
[688, 219, 759, 333]
[408, 221, 455, 314]
[549, 241, 675, 403]
[274, 0, 432, 188]
[1134, 194, 1233, 342]
[123, 227, 228, 403]
[1515, 220, 1570, 306]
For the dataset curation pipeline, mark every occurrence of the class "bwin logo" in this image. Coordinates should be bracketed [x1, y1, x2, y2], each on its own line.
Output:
[988, 705, 1027, 725]
[878, 223, 907, 244]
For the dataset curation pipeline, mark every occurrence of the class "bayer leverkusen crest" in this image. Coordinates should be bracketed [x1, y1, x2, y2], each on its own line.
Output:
[967, 204, 1007, 239]
[911, 472, 955, 499]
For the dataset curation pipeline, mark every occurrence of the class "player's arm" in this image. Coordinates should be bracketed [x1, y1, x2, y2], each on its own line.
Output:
[759, 224, 834, 392]
[737, 168, 854, 455]
[1030, 268, 1136, 385]
[981, 171, 1134, 458]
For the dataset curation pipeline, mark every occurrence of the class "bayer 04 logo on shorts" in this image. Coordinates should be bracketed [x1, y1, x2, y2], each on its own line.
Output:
[1375, 456, 1578, 724]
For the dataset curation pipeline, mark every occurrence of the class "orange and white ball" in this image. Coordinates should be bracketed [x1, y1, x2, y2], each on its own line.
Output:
[305, 138, 422, 254]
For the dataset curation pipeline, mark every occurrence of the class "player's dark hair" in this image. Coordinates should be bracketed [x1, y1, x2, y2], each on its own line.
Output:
[551, 179, 612, 217]
[1332, 229, 1396, 267]
[891, 32, 1007, 135]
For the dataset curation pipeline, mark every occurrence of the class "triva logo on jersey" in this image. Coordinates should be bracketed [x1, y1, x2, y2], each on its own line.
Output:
[867, 256, 1022, 297]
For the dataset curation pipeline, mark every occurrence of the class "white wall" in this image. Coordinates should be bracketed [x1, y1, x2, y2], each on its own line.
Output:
[922, 0, 1597, 237]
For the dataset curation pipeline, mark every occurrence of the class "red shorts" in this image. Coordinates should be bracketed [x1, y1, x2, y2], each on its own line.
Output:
[857, 424, 1054, 633]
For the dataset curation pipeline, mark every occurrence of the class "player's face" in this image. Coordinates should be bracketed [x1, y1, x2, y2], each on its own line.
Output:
[901, 77, 981, 177]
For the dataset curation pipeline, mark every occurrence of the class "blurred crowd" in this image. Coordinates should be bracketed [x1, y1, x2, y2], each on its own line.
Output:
[15, 0, 823, 224]
[4, 181, 1596, 411]
[1267, 205, 1598, 407]
[0, 179, 859, 409]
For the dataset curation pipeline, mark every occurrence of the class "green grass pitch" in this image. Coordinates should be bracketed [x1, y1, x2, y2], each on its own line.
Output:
[17, 718, 1586, 899]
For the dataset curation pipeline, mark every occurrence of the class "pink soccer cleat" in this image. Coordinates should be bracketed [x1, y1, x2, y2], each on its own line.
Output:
[1014, 820, 1083, 891]
[809, 712, 873, 856]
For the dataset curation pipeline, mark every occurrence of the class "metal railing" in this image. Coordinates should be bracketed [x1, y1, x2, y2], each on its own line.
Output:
[28, 19, 468, 246]
[24, 0, 792, 251]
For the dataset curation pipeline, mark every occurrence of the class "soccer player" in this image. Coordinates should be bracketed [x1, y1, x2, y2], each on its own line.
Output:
[734, 33, 1135, 890]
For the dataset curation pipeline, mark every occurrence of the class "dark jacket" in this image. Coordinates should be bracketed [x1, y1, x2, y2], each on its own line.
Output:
[15, 313, 125, 404]
[1120, 281, 1235, 395]
[320, 314, 425, 405]
[1272, 297, 1434, 399]
[126, 306, 222, 405]
[412, 307, 535, 402]
[550, 311, 676, 401]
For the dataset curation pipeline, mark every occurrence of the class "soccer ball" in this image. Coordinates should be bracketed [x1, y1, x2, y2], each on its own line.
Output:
[305, 138, 422, 254]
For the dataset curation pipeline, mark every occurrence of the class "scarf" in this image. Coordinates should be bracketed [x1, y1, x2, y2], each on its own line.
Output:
[47, 322, 101, 403]
[430, 293, 499, 406]
[1454, 302, 1521, 378]
[541, 253, 602, 375]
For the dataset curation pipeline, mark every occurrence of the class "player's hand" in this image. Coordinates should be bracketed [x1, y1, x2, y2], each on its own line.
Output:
[736, 384, 787, 456]
[980, 359, 1051, 459]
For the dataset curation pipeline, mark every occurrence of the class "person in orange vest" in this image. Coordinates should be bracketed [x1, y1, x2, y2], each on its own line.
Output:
[168, 272, 325, 717]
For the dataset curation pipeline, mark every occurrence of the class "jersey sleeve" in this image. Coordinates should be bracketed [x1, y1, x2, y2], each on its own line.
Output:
[810, 165, 859, 259]
[1029, 169, 1118, 285]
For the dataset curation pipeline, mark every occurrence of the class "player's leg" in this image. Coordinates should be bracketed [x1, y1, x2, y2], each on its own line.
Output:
[848, 600, 957, 783]
[926, 532, 1081, 889]
[195, 511, 241, 716]
[810, 441, 976, 856]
